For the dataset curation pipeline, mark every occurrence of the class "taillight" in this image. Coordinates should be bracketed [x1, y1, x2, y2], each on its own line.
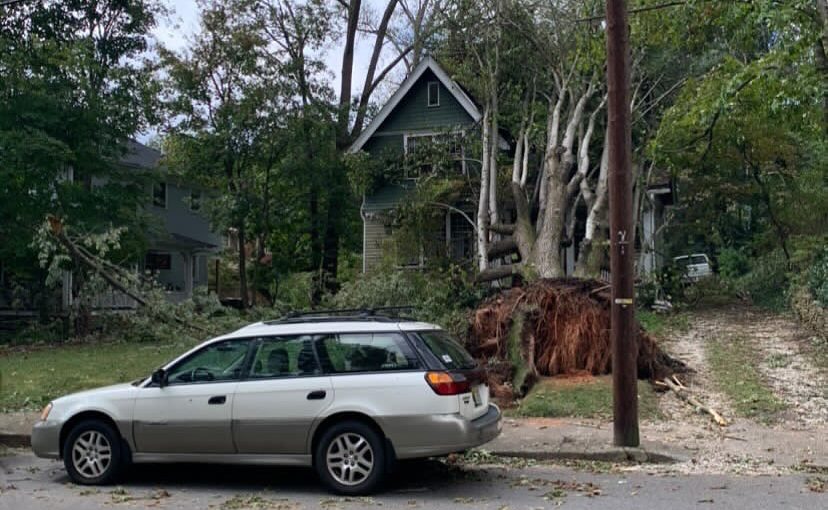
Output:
[425, 371, 471, 395]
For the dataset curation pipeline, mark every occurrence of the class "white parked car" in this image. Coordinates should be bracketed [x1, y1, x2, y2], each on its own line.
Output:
[31, 311, 501, 494]
[674, 253, 713, 282]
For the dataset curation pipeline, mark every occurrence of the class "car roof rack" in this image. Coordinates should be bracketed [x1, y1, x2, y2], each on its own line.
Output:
[263, 306, 418, 325]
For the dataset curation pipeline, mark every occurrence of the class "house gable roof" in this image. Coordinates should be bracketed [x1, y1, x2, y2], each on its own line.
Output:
[348, 56, 483, 154]
[120, 139, 162, 169]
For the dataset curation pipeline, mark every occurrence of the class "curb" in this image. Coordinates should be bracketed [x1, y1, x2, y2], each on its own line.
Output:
[488, 448, 684, 464]
[0, 433, 31, 448]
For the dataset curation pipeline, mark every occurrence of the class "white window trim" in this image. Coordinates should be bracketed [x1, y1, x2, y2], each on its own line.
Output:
[427, 81, 440, 107]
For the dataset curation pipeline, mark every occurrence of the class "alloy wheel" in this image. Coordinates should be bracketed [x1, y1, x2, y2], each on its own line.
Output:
[71, 430, 112, 479]
[325, 432, 374, 486]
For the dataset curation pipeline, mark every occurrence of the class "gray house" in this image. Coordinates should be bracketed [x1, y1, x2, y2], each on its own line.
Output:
[63, 141, 222, 309]
[349, 56, 508, 272]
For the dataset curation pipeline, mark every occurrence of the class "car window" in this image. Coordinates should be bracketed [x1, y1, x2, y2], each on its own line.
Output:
[690, 255, 708, 265]
[320, 333, 421, 373]
[249, 336, 322, 378]
[418, 331, 477, 370]
[166, 339, 251, 385]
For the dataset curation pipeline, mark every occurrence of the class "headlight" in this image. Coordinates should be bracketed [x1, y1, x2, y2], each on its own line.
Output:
[40, 402, 53, 421]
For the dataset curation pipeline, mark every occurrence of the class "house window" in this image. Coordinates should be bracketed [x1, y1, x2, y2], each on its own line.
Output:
[152, 182, 167, 208]
[404, 133, 466, 177]
[190, 190, 202, 211]
[427, 81, 440, 107]
[145, 252, 171, 271]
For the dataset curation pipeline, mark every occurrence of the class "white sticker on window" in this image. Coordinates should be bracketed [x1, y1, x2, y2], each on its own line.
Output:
[442, 354, 453, 364]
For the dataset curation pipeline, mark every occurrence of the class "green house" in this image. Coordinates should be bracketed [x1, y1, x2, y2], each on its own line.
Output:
[349, 57, 506, 272]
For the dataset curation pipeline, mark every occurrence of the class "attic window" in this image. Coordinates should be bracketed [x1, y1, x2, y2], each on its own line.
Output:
[427, 81, 439, 107]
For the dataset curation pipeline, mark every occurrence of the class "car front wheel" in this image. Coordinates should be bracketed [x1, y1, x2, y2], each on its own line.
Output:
[63, 420, 125, 485]
[314, 420, 386, 495]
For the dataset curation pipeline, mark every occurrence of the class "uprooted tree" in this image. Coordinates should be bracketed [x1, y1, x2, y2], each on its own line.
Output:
[468, 278, 687, 399]
[438, 0, 686, 282]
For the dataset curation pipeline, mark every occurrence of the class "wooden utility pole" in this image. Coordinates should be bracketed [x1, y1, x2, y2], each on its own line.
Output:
[605, 0, 640, 447]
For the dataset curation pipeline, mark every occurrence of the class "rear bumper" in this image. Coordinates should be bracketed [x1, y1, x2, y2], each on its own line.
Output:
[31, 420, 62, 459]
[388, 404, 502, 459]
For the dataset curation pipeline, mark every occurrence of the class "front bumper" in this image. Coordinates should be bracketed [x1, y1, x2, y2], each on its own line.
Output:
[389, 404, 502, 459]
[31, 420, 62, 459]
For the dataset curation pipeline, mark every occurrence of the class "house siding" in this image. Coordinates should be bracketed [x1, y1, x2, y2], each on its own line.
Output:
[363, 217, 388, 271]
[372, 70, 475, 138]
[150, 182, 221, 249]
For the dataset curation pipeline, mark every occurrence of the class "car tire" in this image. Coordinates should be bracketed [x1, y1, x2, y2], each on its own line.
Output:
[62, 420, 125, 485]
[314, 420, 386, 495]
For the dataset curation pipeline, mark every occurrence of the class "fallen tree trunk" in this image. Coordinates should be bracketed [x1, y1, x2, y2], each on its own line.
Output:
[46, 215, 209, 334]
[487, 239, 520, 261]
[48, 216, 149, 307]
[476, 265, 520, 283]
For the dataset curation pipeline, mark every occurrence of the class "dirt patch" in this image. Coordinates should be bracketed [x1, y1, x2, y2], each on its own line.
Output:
[468, 278, 687, 399]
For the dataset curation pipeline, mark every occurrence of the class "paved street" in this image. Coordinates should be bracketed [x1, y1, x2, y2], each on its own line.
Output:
[0, 450, 823, 510]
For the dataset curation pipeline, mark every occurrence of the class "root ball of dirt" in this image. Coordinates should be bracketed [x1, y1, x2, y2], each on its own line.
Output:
[468, 278, 686, 399]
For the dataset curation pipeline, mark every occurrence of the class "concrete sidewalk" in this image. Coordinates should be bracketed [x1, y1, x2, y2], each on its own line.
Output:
[0, 412, 685, 464]
[488, 417, 686, 463]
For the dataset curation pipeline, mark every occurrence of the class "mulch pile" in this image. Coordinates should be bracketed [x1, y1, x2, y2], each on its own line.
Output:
[468, 278, 687, 400]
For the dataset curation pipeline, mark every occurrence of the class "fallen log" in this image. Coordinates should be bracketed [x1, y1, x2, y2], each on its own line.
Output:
[658, 378, 728, 427]
[46, 215, 209, 334]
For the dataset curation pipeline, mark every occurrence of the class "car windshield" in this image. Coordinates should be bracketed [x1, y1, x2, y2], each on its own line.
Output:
[418, 331, 477, 370]
[690, 255, 708, 265]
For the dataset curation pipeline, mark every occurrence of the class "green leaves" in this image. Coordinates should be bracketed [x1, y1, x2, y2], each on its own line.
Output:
[0, 1, 161, 292]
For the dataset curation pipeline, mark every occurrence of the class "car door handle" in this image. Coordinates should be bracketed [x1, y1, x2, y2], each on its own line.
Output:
[208, 395, 226, 405]
[307, 390, 327, 400]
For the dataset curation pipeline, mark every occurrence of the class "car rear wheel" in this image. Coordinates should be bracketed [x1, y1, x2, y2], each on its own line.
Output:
[314, 420, 386, 495]
[63, 420, 125, 485]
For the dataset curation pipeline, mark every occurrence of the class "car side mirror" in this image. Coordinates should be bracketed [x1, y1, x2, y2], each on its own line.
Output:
[151, 368, 168, 388]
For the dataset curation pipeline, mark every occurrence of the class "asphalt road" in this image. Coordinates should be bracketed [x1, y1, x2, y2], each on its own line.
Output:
[0, 450, 823, 510]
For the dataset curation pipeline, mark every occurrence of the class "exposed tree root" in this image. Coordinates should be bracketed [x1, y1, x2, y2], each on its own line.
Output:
[468, 277, 688, 399]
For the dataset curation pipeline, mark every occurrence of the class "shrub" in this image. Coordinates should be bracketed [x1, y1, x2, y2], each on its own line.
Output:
[274, 272, 315, 311]
[718, 247, 751, 280]
[328, 265, 482, 339]
[733, 250, 790, 310]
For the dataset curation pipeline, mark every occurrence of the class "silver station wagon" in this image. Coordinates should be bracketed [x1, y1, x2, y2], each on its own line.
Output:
[31, 310, 502, 494]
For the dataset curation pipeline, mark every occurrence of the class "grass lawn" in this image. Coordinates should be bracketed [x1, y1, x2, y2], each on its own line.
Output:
[508, 375, 662, 420]
[0, 339, 197, 411]
[707, 336, 786, 422]
[637, 310, 690, 338]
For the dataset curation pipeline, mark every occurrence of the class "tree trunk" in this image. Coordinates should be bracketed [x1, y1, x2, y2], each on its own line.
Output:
[488, 88, 500, 228]
[352, 0, 399, 137]
[337, 0, 362, 147]
[530, 163, 566, 277]
[238, 224, 249, 309]
[477, 107, 492, 272]
[574, 136, 609, 277]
